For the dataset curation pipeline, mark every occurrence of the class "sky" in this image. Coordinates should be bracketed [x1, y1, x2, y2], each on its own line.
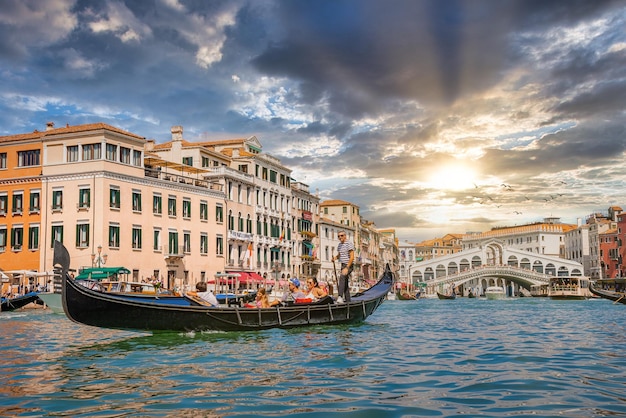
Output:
[1, 0, 625, 242]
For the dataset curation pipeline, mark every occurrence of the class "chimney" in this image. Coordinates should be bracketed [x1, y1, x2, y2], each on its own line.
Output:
[171, 125, 183, 141]
[46, 122, 54, 131]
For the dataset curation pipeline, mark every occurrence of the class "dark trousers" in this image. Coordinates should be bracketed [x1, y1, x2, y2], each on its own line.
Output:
[338, 264, 352, 302]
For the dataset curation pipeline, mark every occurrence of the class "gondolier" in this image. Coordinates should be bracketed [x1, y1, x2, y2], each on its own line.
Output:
[333, 230, 355, 303]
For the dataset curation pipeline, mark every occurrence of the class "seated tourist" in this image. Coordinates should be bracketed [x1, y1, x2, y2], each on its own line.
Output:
[251, 287, 270, 308]
[270, 278, 306, 306]
[194, 282, 219, 307]
[304, 277, 328, 301]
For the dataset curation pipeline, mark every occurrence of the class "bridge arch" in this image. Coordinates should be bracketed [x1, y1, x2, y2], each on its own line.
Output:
[507, 255, 518, 267]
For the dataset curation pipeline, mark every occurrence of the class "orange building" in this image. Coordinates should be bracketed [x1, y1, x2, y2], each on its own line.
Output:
[0, 127, 45, 272]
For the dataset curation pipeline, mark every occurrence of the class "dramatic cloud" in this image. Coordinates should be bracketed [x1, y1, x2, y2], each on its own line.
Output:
[1, 0, 625, 241]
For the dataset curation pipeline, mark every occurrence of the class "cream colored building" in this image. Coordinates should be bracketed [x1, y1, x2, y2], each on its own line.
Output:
[39, 123, 226, 290]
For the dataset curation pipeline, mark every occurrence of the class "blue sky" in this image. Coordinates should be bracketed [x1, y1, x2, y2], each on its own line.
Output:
[1, 0, 625, 241]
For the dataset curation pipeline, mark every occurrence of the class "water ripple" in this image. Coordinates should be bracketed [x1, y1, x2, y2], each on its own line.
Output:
[0, 299, 624, 417]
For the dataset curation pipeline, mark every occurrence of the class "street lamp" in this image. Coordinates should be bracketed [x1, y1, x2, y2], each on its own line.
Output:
[91, 245, 108, 268]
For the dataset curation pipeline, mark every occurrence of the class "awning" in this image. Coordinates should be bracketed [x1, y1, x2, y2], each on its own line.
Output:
[76, 267, 131, 280]
[225, 271, 263, 284]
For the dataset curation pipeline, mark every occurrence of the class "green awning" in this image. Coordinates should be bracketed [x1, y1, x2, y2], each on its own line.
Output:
[76, 267, 131, 280]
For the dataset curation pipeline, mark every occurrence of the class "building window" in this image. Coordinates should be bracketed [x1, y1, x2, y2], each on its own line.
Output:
[52, 190, 63, 211]
[153, 229, 161, 251]
[28, 225, 39, 250]
[132, 191, 142, 212]
[76, 224, 89, 248]
[132, 226, 142, 249]
[51, 225, 63, 247]
[216, 204, 223, 223]
[0, 152, 6, 169]
[182, 157, 192, 166]
[12, 193, 23, 214]
[67, 146, 79, 162]
[18, 150, 40, 166]
[0, 195, 7, 215]
[82, 143, 101, 161]
[168, 197, 177, 217]
[182, 199, 191, 219]
[200, 233, 208, 254]
[120, 147, 131, 164]
[29, 190, 40, 213]
[228, 210, 234, 230]
[106, 144, 117, 161]
[202, 157, 209, 167]
[216, 235, 223, 256]
[109, 224, 120, 248]
[0, 227, 6, 252]
[109, 187, 120, 209]
[183, 232, 191, 253]
[153, 194, 162, 215]
[238, 212, 244, 232]
[269, 170, 277, 183]
[78, 188, 90, 209]
[11, 225, 23, 251]
[200, 201, 208, 221]
[168, 231, 179, 255]
[133, 150, 142, 166]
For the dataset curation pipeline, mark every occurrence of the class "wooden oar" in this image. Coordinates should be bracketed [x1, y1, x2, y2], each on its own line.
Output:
[614, 294, 624, 304]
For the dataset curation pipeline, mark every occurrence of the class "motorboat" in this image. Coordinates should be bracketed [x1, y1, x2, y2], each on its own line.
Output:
[485, 286, 506, 300]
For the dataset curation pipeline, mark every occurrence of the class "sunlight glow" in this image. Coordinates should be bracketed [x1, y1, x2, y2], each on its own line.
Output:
[426, 164, 478, 191]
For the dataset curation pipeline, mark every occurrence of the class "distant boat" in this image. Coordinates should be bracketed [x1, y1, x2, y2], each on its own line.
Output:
[396, 291, 418, 300]
[1, 292, 40, 312]
[437, 291, 456, 300]
[485, 286, 506, 300]
[589, 282, 626, 304]
[530, 284, 549, 297]
[548, 276, 592, 300]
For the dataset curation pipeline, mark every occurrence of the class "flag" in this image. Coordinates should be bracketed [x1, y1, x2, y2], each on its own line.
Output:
[279, 230, 285, 242]
[242, 242, 253, 267]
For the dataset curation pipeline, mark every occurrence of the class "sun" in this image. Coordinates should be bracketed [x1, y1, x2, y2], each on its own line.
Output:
[426, 164, 478, 191]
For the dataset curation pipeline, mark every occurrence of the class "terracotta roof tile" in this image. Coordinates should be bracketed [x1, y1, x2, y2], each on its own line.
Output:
[0, 122, 144, 144]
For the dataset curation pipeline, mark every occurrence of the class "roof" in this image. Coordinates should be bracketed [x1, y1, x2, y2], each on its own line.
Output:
[320, 199, 357, 207]
[0, 122, 144, 144]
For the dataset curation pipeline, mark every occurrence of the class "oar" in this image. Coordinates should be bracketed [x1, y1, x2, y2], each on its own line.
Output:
[614, 294, 624, 304]
[332, 259, 339, 296]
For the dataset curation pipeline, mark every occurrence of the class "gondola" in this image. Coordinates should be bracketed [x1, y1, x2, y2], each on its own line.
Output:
[1, 292, 40, 312]
[54, 241, 394, 332]
[589, 283, 626, 305]
[436, 291, 456, 300]
[396, 291, 418, 300]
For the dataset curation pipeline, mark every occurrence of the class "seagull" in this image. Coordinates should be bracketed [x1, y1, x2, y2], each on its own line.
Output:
[514, 211, 522, 215]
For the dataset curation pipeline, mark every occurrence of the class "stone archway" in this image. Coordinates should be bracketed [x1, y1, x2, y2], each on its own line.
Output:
[486, 242, 504, 265]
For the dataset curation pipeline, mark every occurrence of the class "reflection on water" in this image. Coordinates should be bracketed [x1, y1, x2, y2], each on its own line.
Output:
[1, 299, 625, 417]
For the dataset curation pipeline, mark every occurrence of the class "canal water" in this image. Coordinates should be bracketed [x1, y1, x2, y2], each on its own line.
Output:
[1, 297, 624, 417]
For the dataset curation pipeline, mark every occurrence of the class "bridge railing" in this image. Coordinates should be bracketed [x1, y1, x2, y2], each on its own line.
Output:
[425, 264, 553, 287]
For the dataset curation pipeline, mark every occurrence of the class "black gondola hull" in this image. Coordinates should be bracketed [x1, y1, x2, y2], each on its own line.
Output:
[589, 283, 626, 304]
[61, 260, 394, 332]
[1, 292, 40, 312]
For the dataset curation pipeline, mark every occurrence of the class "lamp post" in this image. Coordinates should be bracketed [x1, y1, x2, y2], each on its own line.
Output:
[91, 245, 108, 268]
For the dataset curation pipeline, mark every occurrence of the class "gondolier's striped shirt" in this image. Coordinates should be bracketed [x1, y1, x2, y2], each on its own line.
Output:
[337, 240, 355, 265]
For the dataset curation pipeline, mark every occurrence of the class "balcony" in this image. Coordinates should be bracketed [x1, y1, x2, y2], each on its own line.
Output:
[164, 246, 185, 260]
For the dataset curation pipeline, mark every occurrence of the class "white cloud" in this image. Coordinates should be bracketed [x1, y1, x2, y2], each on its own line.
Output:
[87, 1, 152, 43]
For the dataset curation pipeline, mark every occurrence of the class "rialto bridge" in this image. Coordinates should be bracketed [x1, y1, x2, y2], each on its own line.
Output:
[405, 240, 585, 296]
